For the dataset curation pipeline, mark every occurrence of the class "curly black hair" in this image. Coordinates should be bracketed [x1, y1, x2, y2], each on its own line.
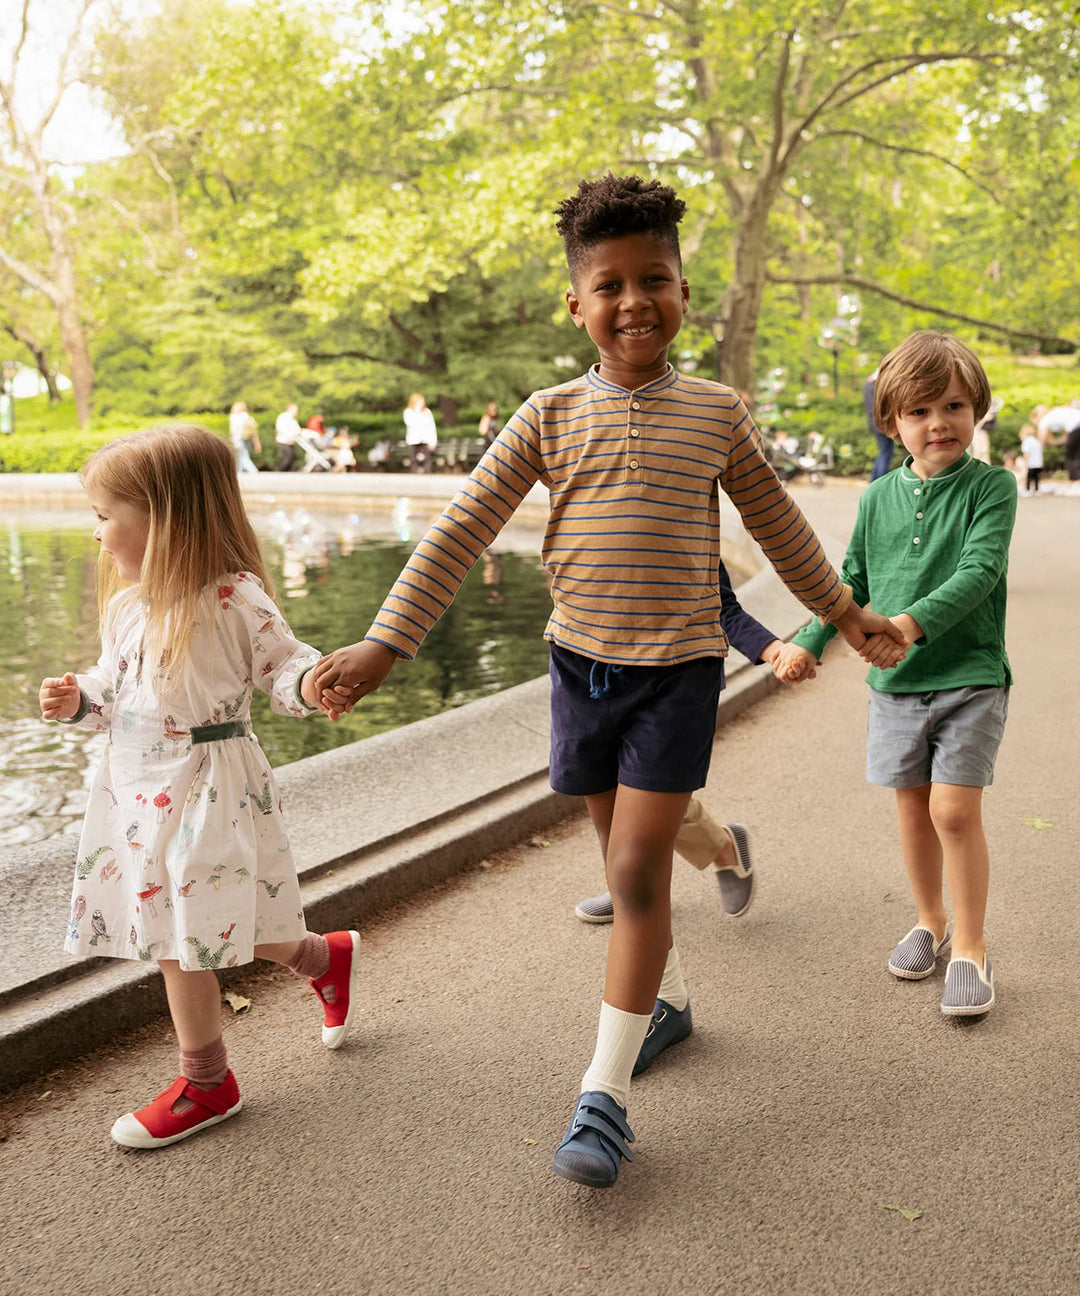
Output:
[554, 173, 686, 284]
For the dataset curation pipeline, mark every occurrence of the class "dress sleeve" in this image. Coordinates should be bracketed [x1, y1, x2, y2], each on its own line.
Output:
[219, 574, 321, 717]
[64, 594, 129, 730]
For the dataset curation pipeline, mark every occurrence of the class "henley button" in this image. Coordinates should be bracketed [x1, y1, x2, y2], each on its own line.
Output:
[916, 511, 924, 519]
[913, 537, 920, 545]
[629, 459, 639, 469]
[632, 401, 641, 410]
[914, 489, 921, 496]
[630, 429, 640, 438]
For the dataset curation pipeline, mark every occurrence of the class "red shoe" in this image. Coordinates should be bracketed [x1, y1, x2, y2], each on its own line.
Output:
[310, 930, 361, 1049]
[110, 1071, 242, 1149]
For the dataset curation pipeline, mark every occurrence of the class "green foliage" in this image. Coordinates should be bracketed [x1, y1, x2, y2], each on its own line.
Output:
[0, 394, 229, 472]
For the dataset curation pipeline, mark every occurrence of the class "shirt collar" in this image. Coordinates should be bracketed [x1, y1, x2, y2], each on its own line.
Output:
[898, 451, 974, 486]
[585, 363, 680, 396]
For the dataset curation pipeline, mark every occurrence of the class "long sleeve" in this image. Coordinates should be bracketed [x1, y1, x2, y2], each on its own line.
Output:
[904, 470, 1017, 643]
[365, 421, 544, 659]
[717, 558, 777, 664]
[220, 575, 321, 717]
[792, 499, 871, 660]
[718, 404, 852, 625]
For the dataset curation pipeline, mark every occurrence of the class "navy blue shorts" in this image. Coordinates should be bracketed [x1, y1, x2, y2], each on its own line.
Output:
[548, 644, 724, 797]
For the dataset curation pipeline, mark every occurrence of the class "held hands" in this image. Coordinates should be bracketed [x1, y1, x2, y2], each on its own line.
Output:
[831, 602, 908, 669]
[311, 640, 399, 717]
[39, 673, 80, 722]
[760, 639, 818, 684]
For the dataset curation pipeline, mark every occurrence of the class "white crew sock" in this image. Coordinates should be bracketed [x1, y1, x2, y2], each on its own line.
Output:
[657, 944, 689, 1011]
[580, 1001, 652, 1109]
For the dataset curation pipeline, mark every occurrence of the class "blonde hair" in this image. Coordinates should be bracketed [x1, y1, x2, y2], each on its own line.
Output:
[874, 331, 991, 439]
[79, 424, 273, 675]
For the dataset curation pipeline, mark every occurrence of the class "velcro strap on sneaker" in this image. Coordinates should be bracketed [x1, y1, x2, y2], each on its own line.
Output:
[572, 1110, 635, 1162]
[181, 1077, 235, 1116]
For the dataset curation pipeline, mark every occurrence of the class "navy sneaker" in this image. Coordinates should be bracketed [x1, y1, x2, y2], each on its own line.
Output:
[632, 997, 693, 1076]
[552, 1090, 635, 1189]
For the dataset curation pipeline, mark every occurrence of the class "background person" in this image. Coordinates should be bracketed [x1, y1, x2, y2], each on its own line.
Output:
[864, 369, 894, 480]
[228, 401, 261, 474]
[274, 402, 302, 472]
[404, 393, 438, 473]
[479, 401, 501, 447]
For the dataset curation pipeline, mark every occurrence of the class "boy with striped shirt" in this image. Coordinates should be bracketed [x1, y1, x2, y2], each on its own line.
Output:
[314, 174, 903, 1188]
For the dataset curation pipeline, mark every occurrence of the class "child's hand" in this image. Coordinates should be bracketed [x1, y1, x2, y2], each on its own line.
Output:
[832, 602, 907, 662]
[773, 642, 818, 684]
[860, 633, 907, 669]
[39, 673, 80, 722]
[300, 668, 343, 721]
[312, 640, 399, 715]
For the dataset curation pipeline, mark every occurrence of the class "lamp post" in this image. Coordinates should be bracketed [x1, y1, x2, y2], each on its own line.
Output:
[0, 361, 17, 435]
[817, 312, 859, 399]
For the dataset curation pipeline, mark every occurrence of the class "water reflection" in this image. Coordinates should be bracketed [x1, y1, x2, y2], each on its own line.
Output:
[0, 503, 553, 848]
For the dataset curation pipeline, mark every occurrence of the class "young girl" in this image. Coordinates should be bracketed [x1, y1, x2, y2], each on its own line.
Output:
[38, 424, 360, 1150]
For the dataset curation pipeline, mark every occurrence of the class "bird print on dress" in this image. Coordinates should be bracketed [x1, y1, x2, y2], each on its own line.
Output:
[89, 910, 110, 945]
[69, 895, 86, 939]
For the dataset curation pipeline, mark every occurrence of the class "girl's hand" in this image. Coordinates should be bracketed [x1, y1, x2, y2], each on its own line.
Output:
[39, 673, 80, 721]
[313, 640, 399, 715]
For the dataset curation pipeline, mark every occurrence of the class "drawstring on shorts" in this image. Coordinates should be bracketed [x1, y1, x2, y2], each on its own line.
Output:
[588, 660, 624, 700]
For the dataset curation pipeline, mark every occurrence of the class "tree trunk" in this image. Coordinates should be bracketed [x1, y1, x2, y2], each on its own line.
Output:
[436, 393, 459, 429]
[39, 179, 94, 426]
[3, 323, 61, 401]
[719, 199, 771, 395]
[55, 298, 94, 427]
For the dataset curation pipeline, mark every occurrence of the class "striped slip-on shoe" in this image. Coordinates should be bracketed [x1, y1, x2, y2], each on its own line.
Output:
[888, 924, 951, 980]
[714, 823, 754, 917]
[574, 891, 614, 924]
[941, 955, 994, 1017]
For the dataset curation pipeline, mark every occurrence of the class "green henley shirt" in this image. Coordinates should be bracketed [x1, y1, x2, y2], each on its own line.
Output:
[793, 453, 1016, 693]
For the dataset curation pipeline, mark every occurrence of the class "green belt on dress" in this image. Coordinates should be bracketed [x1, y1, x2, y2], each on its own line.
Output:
[189, 720, 252, 744]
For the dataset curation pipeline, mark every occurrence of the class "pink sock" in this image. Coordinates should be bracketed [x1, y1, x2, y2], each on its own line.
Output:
[287, 932, 330, 981]
[179, 1037, 229, 1089]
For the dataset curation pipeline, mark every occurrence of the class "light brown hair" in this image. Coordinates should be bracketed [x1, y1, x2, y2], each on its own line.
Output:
[79, 424, 272, 675]
[874, 331, 991, 439]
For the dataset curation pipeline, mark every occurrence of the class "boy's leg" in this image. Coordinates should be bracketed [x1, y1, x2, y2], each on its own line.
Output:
[554, 786, 690, 1188]
[598, 785, 690, 1013]
[928, 782, 989, 964]
[894, 785, 948, 941]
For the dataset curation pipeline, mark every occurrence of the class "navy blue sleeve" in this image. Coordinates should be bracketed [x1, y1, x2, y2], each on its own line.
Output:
[718, 558, 778, 664]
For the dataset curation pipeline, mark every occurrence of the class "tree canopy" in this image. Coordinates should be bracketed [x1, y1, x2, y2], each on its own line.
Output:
[0, 0, 1076, 426]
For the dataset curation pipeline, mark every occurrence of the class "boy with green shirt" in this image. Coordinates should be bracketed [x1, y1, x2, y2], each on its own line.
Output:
[788, 331, 1016, 1017]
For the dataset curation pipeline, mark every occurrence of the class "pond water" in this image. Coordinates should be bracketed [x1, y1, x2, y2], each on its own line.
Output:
[0, 502, 554, 848]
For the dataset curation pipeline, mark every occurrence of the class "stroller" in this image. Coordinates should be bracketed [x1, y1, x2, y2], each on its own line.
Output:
[767, 431, 834, 487]
[296, 427, 334, 473]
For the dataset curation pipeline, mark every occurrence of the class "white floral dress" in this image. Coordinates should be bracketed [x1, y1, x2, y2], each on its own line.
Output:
[62, 573, 320, 971]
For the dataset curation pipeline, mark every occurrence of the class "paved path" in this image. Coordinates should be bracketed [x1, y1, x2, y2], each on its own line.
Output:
[2, 485, 1077, 1296]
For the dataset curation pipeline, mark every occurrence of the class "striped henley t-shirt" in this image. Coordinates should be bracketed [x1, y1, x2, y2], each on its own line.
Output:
[365, 365, 852, 667]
